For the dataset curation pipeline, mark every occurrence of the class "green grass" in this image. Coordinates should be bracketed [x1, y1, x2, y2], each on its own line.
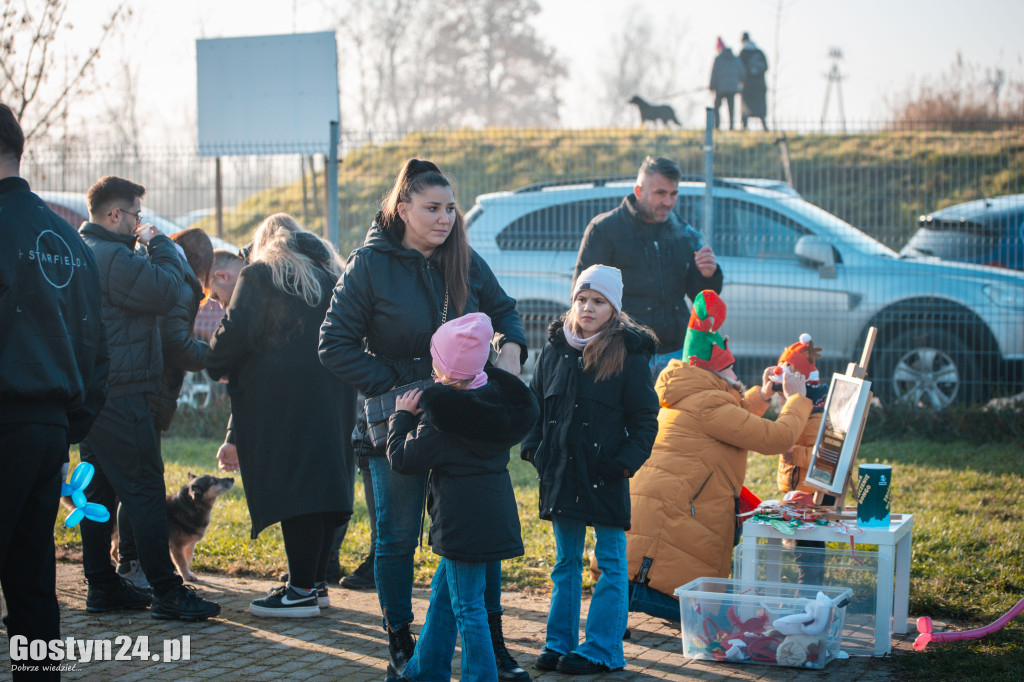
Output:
[747, 440, 1024, 680]
[59, 434, 1024, 678]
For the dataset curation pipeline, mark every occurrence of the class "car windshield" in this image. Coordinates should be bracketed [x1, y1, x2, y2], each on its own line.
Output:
[902, 227, 1004, 260]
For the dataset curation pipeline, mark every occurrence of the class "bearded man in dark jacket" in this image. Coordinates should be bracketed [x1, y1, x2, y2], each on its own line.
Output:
[574, 156, 722, 374]
[78, 175, 220, 621]
[0, 104, 109, 674]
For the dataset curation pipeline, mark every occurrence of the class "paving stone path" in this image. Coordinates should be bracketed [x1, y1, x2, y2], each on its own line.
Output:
[0, 562, 923, 680]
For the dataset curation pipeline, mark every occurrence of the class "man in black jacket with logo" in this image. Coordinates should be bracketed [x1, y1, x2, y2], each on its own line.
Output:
[0, 103, 108, 678]
[78, 175, 220, 620]
[574, 156, 723, 375]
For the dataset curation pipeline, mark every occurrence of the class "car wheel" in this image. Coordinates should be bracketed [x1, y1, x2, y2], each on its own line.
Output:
[517, 299, 565, 381]
[875, 327, 980, 409]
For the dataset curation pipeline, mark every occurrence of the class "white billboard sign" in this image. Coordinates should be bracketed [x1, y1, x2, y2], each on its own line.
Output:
[197, 32, 339, 156]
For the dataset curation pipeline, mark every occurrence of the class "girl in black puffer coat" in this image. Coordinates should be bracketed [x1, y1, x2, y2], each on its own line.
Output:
[521, 265, 659, 675]
[386, 313, 539, 681]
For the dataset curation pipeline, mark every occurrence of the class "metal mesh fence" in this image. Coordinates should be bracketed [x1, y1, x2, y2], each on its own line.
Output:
[19, 122, 1024, 407]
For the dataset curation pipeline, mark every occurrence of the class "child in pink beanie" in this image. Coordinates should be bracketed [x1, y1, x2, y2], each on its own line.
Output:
[387, 312, 539, 681]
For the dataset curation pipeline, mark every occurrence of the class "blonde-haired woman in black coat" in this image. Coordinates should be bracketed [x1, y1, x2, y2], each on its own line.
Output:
[207, 213, 353, 618]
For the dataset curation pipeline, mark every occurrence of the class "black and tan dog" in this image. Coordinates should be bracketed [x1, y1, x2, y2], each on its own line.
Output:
[167, 473, 235, 582]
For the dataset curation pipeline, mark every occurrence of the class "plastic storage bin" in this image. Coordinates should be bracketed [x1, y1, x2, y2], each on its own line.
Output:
[674, 577, 851, 669]
[733, 540, 879, 656]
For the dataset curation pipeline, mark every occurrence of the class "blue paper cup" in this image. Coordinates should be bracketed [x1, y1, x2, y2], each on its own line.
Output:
[856, 464, 891, 527]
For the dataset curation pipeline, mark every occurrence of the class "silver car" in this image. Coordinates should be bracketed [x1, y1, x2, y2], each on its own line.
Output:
[466, 178, 1024, 409]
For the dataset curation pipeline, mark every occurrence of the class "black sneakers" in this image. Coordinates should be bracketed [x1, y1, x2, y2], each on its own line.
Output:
[556, 652, 620, 675]
[534, 647, 562, 671]
[85, 576, 152, 613]
[151, 584, 221, 621]
[325, 556, 343, 584]
[249, 585, 320, 618]
[340, 555, 376, 591]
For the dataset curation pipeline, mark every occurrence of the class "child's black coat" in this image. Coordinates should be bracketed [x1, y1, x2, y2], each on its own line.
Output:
[386, 367, 539, 562]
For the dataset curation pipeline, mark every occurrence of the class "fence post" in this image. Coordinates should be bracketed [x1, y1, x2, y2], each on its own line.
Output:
[703, 107, 715, 248]
[215, 157, 223, 240]
[327, 121, 339, 248]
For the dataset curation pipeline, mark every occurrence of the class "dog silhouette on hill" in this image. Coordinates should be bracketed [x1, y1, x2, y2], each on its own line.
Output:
[629, 95, 681, 127]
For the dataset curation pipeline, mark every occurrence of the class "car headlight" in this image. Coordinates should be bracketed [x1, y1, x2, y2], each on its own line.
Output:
[983, 283, 1024, 308]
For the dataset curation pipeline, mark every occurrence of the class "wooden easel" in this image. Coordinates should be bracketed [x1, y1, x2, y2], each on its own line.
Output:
[812, 326, 877, 512]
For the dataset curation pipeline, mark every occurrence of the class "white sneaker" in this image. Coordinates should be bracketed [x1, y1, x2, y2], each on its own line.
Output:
[116, 559, 151, 591]
[249, 585, 320, 618]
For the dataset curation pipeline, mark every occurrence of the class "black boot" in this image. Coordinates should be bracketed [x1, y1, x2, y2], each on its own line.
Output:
[488, 611, 531, 681]
[387, 622, 416, 678]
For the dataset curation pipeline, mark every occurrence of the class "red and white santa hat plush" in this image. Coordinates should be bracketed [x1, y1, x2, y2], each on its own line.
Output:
[777, 333, 822, 383]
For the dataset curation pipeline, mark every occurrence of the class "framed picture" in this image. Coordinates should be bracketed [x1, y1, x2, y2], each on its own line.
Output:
[804, 373, 873, 495]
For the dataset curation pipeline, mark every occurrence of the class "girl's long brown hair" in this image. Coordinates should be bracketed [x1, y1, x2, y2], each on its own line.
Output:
[379, 158, 470, 315]
[565, 307, 656, 382]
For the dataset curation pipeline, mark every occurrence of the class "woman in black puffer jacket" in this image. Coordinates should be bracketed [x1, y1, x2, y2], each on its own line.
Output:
[318, 159, 530, 681]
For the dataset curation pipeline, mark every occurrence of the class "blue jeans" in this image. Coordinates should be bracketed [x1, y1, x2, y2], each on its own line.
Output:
[404, 559, 498, 682]
[368, 457, 504, 630]
[546, 517, 628, 669]
[628, 582, 680, 623]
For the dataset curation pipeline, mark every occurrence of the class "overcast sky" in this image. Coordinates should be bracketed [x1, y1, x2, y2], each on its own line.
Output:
[52, 0, 1024, 140]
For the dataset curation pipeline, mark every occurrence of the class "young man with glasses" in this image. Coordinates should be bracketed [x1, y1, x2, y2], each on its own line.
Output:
[77, 176, 221, 620]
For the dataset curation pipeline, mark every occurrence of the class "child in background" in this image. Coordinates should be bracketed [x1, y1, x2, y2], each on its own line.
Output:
[386, 312, 539, 682]
[521, 264, 660, 675]
[768, 333, 832, 585]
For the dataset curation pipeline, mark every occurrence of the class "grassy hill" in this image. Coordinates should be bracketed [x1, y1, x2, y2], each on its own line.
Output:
[196, 127, 1024, 254]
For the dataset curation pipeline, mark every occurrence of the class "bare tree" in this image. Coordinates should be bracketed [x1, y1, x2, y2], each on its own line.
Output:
[331, 0, 434, 133]
[599, 4, 693, 127]
[428, 0, 566, 128]
[331, 0, 564, 131]
[0, 0, 130, 142]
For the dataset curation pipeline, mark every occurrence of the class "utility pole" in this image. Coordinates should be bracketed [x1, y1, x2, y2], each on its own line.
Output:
[821, 47, 846, 133]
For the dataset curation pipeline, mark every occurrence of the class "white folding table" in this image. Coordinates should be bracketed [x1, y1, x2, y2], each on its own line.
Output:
[738, 514, 913, 656]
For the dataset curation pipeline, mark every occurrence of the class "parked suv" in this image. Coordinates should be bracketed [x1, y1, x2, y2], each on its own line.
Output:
[900, 194, 1023, 271]
[465, 177, 1024, 409]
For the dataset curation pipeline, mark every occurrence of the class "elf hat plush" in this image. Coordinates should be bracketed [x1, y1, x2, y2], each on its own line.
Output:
[778, 333, 822, 382]
[683, 290, 735, 372]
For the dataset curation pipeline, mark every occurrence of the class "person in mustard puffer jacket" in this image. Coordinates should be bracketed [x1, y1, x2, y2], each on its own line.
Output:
[625, 290, 812, 622]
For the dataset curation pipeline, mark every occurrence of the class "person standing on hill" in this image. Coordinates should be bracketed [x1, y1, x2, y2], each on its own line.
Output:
[709, 36, 744, 130]
[739, 31, 770, 131]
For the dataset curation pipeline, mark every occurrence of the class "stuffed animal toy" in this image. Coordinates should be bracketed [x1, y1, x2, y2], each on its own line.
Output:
[772, 591, 832, 635]
[775, 633, 822, 667]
